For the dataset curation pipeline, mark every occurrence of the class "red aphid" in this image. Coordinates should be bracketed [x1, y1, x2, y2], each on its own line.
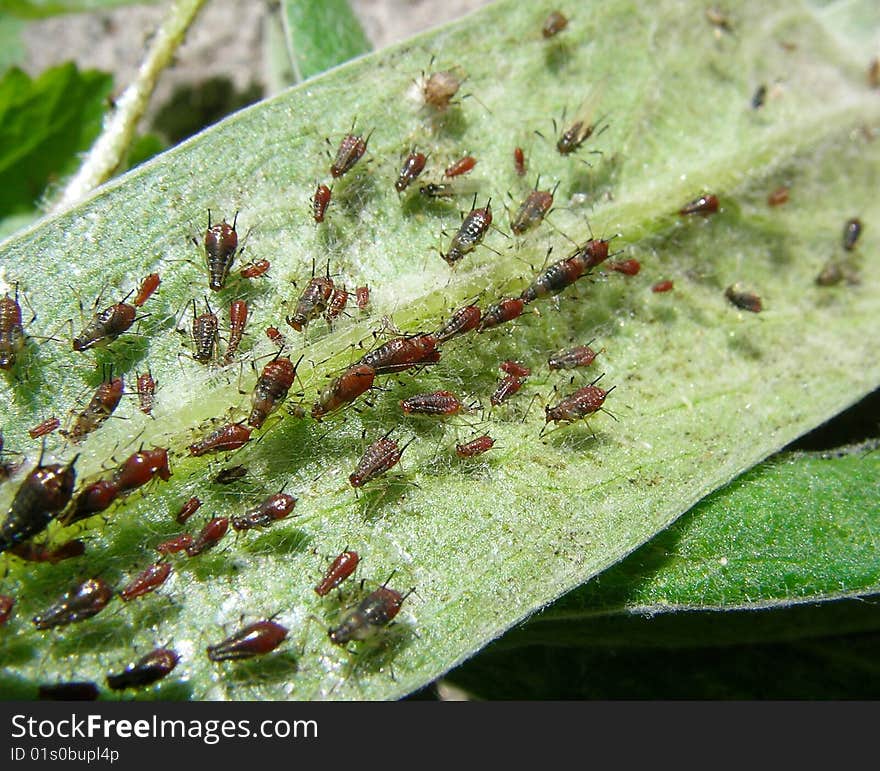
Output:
[32, 577, 113, 629]
[330, 132, 369, 178]
[64, 376, 124, 444]
[548, 344, 599, 370]
[608, 258, 641, 276]
[176, 496, 202, 525]
[156, 534, 193, 555]
[435, 304, 481, 343]
[572, 237, 613, 272]
[9, 538, 85, 564]
[186, 517, 229, 557]
[0, 594, 13, 624]
[500, 360, 531, 377]
[444, 155, 477, 178]
[136, 371, 156, 415]
[0, 286, 25, 370]
[312, 184, 332, 223]
[355, 286, 370, 311]
[249, 356, 298, 428]
[545, 382, 614, 426]
[679, 194, 719, 216]
[360, 333, 440, 375]
[134, 273, 160, 307]
[224, 299, 248, 363]
[207, 620, 288, 662]
[400, 390, 463, 416]
[491, 374, 527, 406]
[231, 492, 297, 531]
[29, 417, 60, 439]
[350, 435, 406, 488]
[72, 301, 136, 352]
[265, 326, 285, 346]
[66, 479, 119, 524]
[396, 152, 427, 192]
[514, 146, 526, 176]
[652, 280, 674, 293]
[455, 435, 495, 458]
[329, 585, 407, 644]
[240, 259, 270, 279]
[311, 363, 376, 420]
[314, 550, 360, 596]
[477, 298, 525, 332]
[188, 422, 252, 456]
[325, 287, 348, 326]
[107, 648, 179, 690]
[113, 447, 171, 493]
[120, 562, 172, 601]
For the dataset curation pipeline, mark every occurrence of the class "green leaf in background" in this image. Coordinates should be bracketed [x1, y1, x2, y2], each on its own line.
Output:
[0, 0, 157, 18]
[0, 62, 112, 217]
[123, 132, 167, 170]
[0, 0, 878, 701]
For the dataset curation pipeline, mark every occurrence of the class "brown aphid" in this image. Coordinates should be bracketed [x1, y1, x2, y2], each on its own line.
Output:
[608, 258, 641, 276]
[204, 210, 239, 292]
[64, 375, 124, 444]
[33, 577, 112, 629]
[29, 417, 61, 439]
[444, 155, 477, 178]
[491, 374, 527, 406]
[156, 534, 193, 555]
[232, 492, 297, 531]
[519, 255, 585, 304]
[511, 186, 555, 235]
[249, 356, 299, 428]
[0, 452, 78, 553]
[38, 682, 99, 701]
[240, 259, 270, 279]
[315, 550, 360, 596]
[548, 344, 599, 370]
[557, 116, 607, 155]
[207, 620, 288, 662]
[456, 435, 495, 458]
[500, 360, 531, 378]
[186, 517, 229, 556]
[9, 538, 85, 564]
[419, 182, 456, 199]
[287, 276, 335, 332]
[442, 199, 493, 266]
[113, 447, 172, 493]
[136, 371, 156, 415]
[435, 304, 481, 343]
[870, 57, 880, 89]
[652, 279, 674, 293]
[330, 130, 370, 178]
[545, 381, 615, 427]
[329, 585, 408, 645]
[477, 298, 525, 332]
[400, 390, 463, 416]
[0, 286, 26, 370]
[767, 186, 790, 206]
[422, 69, 462, 110]
[0, 594, 13, 624]
[189, 422, 252, 457]
[312, 184, 332, 223]
[355, 286, 370, 311]
[311, 363, 376, 420]
[325, 287, 349, 326]
[725, 284, 762, 312]
[190, 298, 220, 364]
[214, 466, 247, 484]
[223, 299, 248, 363]
[72, 301, 136, 352]
[843, 218, 862, 251]
[514, 146, 526, 176]
[349, 435, 406, 488]
[679, 194, 719, 216]
[66, 479, 119, 524]
[396, 152, 427, 192]
[107, 648, 179, 690]
[134, 273, 160, 307]
[542, 10, 569, 38]
[360, 333, 440, 374]
[120, 562, 172, 601]
[816, 261, 845, 287]
[176, 496, 201, 524]
[706, 7, 734, 35]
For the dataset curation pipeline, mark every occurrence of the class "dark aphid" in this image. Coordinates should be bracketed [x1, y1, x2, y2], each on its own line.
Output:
[240, 259, 270, 279]
[156, 534, 193, 555]
[248, 356, 298, 428]
[329, 585, 408, 645]
[231, 492, 297, 531]
[120, 562, 173, 601]
[176, 496, 202, 524]
[843, 218, 862, 251]
[608, 258, 641, 276]
[751, 84, 767, 109]
[190, 298, 220, 364]
[549, 344, 599, 370]
[356, 286, 370, 311]
[652, 279, 674, 293]
[204, 210, 239, 292]
[287, 276, 335, 332]
[207, 620, 288, 662]
[500, 360, 531, 378]
[442, 199, 493, 266]
[557, 116, 607, 155]
[33, 577, 113, 629]
[0, 594, 13, 623]
[542, 10, 569, 38]
[214, 466, 248, 484]
[350, 435, 406, 488]
[511, 186, 555, 235]
[72, 301, 136, 352]
[679, 194, 719, 216]
[0, 286, 26, 370]
[767, 186, 790, 206]
[311, 363, 376, 420]
[186, 517, 229, 556]
[315, 550, 360, 596]
[419, 182, 456, 199]
[66, 479, 119, 524]
[477, 298, 525, 332]
[224, 299, 248, 363]
[519, 256, 585, 304]
[325, 287, 349, 327]
[330, 130, 370, 178]
[435, 304, 481, 343]
[0, 453, 78, 553]
[188, 422, 252, 457]
[545, 381, 615, 427]
[491, 374, 527, 406]
[9, 538, 85, 564]
[706, 7, 734, 35]
[64, 375, 124, 444]
[422, 69, 462, 110]
[400, 390, 463, 416]
[514, 146, 526, 176]
[444, 155, 477, 178]
[571, 237, 614, 272]
[38, 682, 99, 701]
[870, 57, 880, 89]
[725, 284, 762, 313]
[360, 333, 440, 375]
[136, 371, 156, 415]
[396, 152, 427, 192]
[107, 648, 179, 690]
[312, 184, 332, 223]
[456, 435, 495, 458]
[113, 447, 172, 493]
[266, 326, 286, 347]
[134, 273, 160, 307]
[29, 417, 61, 439]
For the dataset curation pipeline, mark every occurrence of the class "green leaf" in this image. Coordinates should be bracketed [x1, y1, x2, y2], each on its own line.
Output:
[0, 0, 157, 18]
[0, 0, 879, 701]
[0, 63, 112, 217]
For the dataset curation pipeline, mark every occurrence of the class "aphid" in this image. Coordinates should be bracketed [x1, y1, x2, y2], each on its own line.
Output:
[188, 422, 252, 456]
[725, 284, 762, 313]
[395, 152, 427, 192]
[477, 298, 525, 332]
[491, 374, 527, 406]
[186, 517, 229, 556]
[311, 363, 376, 420]
[266, 326, 286, 346]
[652, 279, 674, 293]
[65, 479, 119, 524]
[248, 356, 298, 428]
[0, 594, 14, 623]
[679, 194, 719, 216]
[329, 584, 408, 645]
[542, 10, 569, 38]
[203, 210, 239, 292]
[767, 186, 790, 206]
[349, 435, 407, 488]
[514, 146, 526, 176]
[571, 237, 614, 272]
[706, 7, 734, 35]
[843, 218, 862, 251]
[519, 255, 585, 304]
[136, 371, 156, 415]
[816, 261, 845, 287]
[434, 304, 482, 343]
[312, 184, 332, 223]
[106, 648, 179, 690]
[113, 447, 172, 493]
[214, 466, 248, 484]
[190, 298, 220, 364]
[419, 183, 456, 199]
[400, 390, 464, 416]
[120, 562, 173, 601]
[422, 69, 462, 110]
[176, 496, 202, 524]
[231, 492, 297, 531]
[444, 155, 477, 178]
[360, 333, 440, 374]
[544, 380, 615, 427]
[32, 577, 113, 629]
[0, 286, 26, 370]
[38, 682, 99, 701]
[355, 286, 370, 311]
[287, 276, 335, 332]
[870, 57, 880, 89]
[240, 259, 270, 279]
[511, 185, 555, 235]
[442, 199, 493, 266]
[608, 258, 641, 276]
[315, 550, 360, 596]
[500, 360, 531, 377]
[64, 374, 124, 444]
[134, 273, 160, 307]
[8, 538, 85, 564]
[156, 534, 193, 555]
[207, 620, 288, 662]
[455, 435, 495, 458]
[224, 299, 248, 363]
[556, 114, 608, 155]
[751, 84, 767, 109]
[330, 130, 370, 178]
[72, 300, 136, 351]
[325, 287, 349, 326]
[0, 453, 78, 553]
[548, 344, 599, 370]
[29, 417, 61, 439]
